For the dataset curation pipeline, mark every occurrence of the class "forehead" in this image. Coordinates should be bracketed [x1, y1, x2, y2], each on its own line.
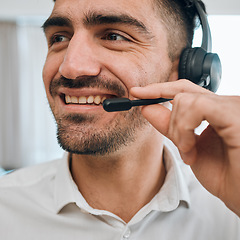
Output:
[53, 0, 154, 13]
[51, 0, 160, 29]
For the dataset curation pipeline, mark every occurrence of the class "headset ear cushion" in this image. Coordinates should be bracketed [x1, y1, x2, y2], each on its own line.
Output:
[178, 47, 192, 80]
[179, 47, 207, 85]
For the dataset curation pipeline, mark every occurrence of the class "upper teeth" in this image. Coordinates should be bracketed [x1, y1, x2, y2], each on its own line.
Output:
[65, 95, 107, 105]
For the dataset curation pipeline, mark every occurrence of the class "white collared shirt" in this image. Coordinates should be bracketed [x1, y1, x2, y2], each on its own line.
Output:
[0, 141, 239, 239]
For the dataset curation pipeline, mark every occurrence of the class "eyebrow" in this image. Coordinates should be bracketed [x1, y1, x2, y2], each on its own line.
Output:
[42, 16, 72, 33]
[83, 11, 150, 34]
[42, 11, 151, 36]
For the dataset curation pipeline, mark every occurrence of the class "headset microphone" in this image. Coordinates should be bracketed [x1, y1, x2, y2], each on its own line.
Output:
[103, 97, 172, 112]
[103, 0, 222, 112]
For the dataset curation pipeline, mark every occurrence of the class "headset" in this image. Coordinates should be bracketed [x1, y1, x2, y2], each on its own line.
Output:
[103, 0, 222, 112]
[178, 0, 221, 93]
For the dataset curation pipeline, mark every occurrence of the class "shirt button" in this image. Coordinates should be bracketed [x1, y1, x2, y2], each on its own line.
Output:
[123, 227, 131, 239]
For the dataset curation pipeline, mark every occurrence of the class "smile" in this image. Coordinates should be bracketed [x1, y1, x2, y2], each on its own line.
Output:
[65, 95, 107, 105]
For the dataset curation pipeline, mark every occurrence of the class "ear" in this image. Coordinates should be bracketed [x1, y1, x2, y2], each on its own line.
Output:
[168, 59, 179, 82]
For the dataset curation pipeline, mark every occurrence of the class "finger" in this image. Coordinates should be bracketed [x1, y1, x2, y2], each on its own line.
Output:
[179, 146, 198, 165]
[130, 79, 211, 99]
[141, 94, 199, 165]
[197, 96, 240, 148]
[168, 94, 240, 162]
[168, 93, 203, 151]
[141, 104, 171, 136]
[167, 92, 213, 166]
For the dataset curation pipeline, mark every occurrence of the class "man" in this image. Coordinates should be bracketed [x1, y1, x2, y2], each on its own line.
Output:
[0, 0, 239, 239]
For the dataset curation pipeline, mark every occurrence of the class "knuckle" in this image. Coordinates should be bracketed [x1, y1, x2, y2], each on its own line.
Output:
[175, 92, 208, 113]
[178, 142, 191, 153]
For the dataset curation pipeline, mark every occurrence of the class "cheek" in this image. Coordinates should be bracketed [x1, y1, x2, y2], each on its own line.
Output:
[103, 52, 152, 90]
[114, 48, 173, 89]
[142, 54, 173, 85]
[115, 58, 172, 91]
[42, 52, 64, 98]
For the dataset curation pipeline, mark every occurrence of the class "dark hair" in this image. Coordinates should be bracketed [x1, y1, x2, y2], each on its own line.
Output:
[153, 0, 206, 61]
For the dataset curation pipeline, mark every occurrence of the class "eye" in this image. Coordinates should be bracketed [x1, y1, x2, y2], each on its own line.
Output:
[50, 34, 69, 45]
[102, 32, 130, 42]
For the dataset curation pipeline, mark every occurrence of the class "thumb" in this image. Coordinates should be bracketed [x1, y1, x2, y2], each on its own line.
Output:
[141, 104, 171, 137]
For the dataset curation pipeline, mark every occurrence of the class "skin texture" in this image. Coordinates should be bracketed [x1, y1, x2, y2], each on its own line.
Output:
[43, 0, 240, 220]
[42, 0, 177, 222]
[131, 80, 240, 217]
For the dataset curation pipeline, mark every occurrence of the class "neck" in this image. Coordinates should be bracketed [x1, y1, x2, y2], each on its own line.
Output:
[70, 130, 166, 223]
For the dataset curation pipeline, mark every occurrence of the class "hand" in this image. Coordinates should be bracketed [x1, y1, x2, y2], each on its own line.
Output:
[131, 79, 240, 217]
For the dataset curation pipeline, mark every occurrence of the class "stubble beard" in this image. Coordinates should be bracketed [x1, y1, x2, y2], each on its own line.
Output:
[55, 108, 148, 156]
[48, 75, 149, 156]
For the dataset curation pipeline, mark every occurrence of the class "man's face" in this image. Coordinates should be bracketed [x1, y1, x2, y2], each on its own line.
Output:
[42, 0, 177, 155]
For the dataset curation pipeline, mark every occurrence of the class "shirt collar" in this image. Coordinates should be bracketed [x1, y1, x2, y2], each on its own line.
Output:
[129, 139, 191, 224]
[54, 152, 76, 213]
[53, 153, 124, 220]
[53, 139, 191, 215]
[154, 138, 191, 210]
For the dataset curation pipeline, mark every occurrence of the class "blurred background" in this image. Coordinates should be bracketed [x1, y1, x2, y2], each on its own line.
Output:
[0, 0, 239, 169]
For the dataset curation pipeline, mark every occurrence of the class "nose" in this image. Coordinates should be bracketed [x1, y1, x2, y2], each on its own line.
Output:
[59, 33, 101, 79]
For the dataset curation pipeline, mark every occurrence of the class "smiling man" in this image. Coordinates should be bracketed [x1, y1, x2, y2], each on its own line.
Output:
[42, 1, 174, 159]
[42, 0, 173, 223]
[0, 0, 240, 239]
